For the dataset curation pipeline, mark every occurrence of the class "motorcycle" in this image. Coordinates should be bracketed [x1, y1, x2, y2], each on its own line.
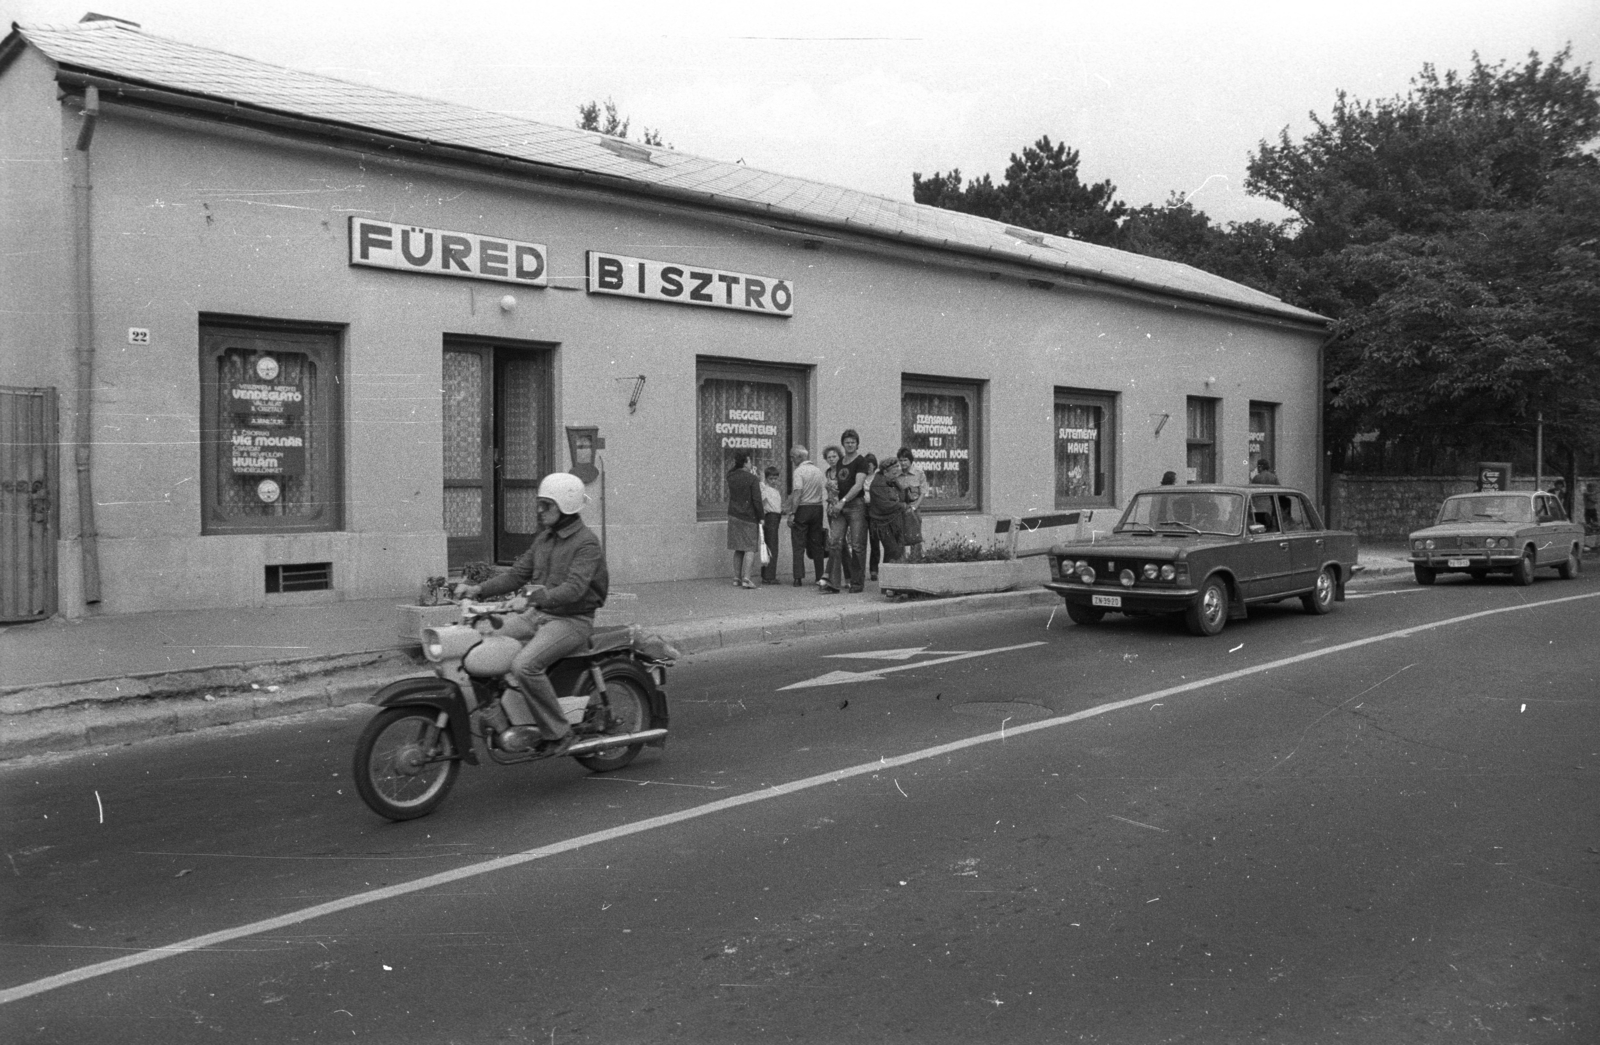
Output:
[352, 597, 678, 821]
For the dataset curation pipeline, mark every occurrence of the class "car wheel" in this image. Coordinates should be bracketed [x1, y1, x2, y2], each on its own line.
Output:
[1558, 546, 1581, 580]
[1065, 601, 1105, 625]
[1185, 577, 1229, 637]
[1412, 564, 1436, 586]
[1512, 548, 1536, 586]
[1301, 566, 1337, 615]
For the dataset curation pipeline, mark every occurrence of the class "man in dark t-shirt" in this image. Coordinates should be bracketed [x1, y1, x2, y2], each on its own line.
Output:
[836, 429, 872, 592]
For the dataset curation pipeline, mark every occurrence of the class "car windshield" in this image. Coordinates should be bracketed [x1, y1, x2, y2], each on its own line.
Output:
[1116, 491, 1244, 536]
[1437, 495, 1532, 524]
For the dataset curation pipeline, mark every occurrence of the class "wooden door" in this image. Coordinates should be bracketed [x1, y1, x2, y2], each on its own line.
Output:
[0, 386, 58, 621]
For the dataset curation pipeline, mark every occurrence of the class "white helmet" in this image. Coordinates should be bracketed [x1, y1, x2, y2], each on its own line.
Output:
[537, 472, 587, 515]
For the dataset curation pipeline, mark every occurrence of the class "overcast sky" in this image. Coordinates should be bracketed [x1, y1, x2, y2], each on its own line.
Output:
[6, 0, 1597, 225]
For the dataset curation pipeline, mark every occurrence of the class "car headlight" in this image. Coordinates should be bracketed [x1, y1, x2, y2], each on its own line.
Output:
[1119, 568, 1136, 588]
[1160, 564, 1177, 581]
[1424, 539, 1435, 549]
[1142, 564, 1159, 581]
[1078, 565, 1096, 584]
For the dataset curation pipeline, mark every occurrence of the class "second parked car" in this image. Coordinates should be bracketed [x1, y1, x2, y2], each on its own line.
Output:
[1407, 490, 1583, 585]
[1045, 485, 1359, 636]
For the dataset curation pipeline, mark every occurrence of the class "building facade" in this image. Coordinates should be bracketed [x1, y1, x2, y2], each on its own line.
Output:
[0, 19, 1329, 619]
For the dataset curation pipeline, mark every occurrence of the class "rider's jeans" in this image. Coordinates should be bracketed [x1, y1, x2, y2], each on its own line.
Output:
[502, 612, 593, 739]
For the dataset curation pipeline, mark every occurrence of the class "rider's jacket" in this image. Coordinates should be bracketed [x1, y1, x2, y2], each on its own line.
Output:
[475, 515, 609, 618]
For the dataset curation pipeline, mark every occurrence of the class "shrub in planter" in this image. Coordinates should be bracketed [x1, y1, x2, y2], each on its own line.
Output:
[879, 536, 1038, 597]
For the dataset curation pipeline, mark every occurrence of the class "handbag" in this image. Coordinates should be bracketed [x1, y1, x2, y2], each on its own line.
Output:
[759, 541, 771, 566]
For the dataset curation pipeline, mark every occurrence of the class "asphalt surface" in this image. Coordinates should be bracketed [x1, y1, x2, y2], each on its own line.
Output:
[3, 567, 1596, 1042]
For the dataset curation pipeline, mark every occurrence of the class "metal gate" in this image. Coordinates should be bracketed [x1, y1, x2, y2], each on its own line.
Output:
[1, 386, 58, 622]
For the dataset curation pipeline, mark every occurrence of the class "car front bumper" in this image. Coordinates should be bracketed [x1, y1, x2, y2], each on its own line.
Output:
[1043, 581, 1198, 612]
[1408, 552, 1522, 570]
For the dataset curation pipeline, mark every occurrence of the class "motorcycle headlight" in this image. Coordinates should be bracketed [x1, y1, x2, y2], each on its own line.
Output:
[421, 628, 445, 662]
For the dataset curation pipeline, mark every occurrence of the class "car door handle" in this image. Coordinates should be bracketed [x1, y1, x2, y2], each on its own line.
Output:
[1278, 541, 1289, 549]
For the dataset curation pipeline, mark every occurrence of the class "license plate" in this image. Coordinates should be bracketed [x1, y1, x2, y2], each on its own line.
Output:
[1447, 558, 1470, 568]
[1091, 594, 1121, 608]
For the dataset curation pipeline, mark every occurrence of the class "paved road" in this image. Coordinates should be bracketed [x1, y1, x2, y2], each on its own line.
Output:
[3, 571, 1597, 1043]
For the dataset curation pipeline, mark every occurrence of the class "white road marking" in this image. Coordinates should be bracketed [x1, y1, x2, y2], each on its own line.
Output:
[4, 588, 1597, 1006]
[781, 642, 1046, 689]
[824, 646, 969, 662]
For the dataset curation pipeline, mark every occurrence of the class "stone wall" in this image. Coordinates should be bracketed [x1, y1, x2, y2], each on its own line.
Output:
[1328, 475, 1591, 543]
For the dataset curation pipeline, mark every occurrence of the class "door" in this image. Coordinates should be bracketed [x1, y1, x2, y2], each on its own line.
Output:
[1242, 491, 1292, 599]
[441, 340, 552, 568]
[1279, 491, 1324, 590]
[1, 386, 58, 622]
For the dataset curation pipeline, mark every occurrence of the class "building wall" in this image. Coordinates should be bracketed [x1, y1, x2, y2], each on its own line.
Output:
[17, 95, 1325, 615]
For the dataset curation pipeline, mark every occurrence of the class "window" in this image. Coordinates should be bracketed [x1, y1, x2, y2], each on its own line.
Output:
[1249, 401, 1277, 476]
[902, 377, 982, 512]
[199, 319, 342, 534]
[1054, 389, 1116, 508]
[1249, 492, 1280, 532]
[1186, 397, 1218, 484]
[696, 358, 808, 519]
[1277, 493, 1318, 532]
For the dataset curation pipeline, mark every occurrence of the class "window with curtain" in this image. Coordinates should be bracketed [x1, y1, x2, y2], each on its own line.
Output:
[1054, 389, 1116, 507]
[901, 377, 981, 512]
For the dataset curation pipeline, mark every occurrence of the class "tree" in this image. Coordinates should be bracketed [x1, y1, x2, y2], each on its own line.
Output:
[576, 97, 669, 148]
[913, 136, 1127, 245]
[1243, 48, 1600, 473]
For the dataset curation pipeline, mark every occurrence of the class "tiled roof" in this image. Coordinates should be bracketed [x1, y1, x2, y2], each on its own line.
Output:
[11, 19, 1325, 326]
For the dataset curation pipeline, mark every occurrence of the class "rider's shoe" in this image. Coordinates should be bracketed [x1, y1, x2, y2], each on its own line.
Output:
[540, 732, 577, 757]
[499, 726, 540, 752]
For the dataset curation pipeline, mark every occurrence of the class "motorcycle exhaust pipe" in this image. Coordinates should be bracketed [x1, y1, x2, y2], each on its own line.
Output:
[564, 729, 668, 755]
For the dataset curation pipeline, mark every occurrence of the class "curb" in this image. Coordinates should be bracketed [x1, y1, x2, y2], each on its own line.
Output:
[0, 587, 1058, 763]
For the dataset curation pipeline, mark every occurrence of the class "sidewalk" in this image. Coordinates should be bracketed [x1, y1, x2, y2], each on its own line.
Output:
[0, 546, 1417, 761]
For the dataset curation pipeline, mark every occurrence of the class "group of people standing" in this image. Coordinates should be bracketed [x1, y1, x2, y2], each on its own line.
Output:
[726, 429, 926, 593]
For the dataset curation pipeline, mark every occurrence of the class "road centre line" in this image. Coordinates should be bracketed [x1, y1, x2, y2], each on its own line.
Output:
[5, 588, 1597, 1006]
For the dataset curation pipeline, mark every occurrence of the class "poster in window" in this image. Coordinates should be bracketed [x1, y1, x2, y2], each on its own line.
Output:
[227, 353, 307, 481]
[1055, 401, 1104, 502]
[901, 389, 972, 508]
[696, 378, 791, 510]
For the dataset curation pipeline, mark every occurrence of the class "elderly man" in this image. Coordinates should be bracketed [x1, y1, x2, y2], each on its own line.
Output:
[787, 445, 827, 586]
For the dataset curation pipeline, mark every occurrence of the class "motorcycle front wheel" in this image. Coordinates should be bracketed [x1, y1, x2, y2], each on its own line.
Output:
[353, 708, 461, 821]
[575, 662, 652, 773]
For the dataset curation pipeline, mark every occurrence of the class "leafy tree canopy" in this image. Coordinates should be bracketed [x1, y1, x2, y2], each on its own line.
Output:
[1245, 48, 1600, 472]
[912, 136, 1127, 245]
[577, 97, 668, 147]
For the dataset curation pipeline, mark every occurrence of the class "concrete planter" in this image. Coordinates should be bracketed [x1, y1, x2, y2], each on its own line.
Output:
[877, 557, 1047, 597]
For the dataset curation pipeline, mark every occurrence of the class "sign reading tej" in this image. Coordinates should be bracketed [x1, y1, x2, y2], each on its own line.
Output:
[349, 218, 547, 287]
[587, 251, 794, 316]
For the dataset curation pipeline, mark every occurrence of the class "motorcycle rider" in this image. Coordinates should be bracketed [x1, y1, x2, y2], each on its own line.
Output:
[454, 472, 608, 754]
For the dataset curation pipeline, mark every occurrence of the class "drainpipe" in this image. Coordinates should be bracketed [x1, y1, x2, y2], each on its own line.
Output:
[71, 85, 102, 603]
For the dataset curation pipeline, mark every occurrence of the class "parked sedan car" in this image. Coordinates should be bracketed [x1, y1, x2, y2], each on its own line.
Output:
[1044, 485, 1359, 636]
[1408, 490, 1584, 586]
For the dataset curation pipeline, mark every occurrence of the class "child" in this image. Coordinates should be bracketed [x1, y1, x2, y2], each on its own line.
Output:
[759, 465, 783, 584]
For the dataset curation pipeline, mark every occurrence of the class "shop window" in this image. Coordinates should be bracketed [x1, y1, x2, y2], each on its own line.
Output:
[1054, 389, 1116, 508]
[902, 377, 982, 512]
[696, 359, 808, 519]
[1186, 397, 1218, 485]
[1249, 401, 1277, 476]
[199, 320, 342, 534]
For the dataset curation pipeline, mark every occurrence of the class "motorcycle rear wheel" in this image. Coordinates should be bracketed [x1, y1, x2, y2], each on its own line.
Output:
[353, 708, 460, 821]
[575, 662, 652, 773]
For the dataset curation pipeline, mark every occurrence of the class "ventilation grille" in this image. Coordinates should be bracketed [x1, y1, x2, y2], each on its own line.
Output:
[265, 561, 332, 593]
